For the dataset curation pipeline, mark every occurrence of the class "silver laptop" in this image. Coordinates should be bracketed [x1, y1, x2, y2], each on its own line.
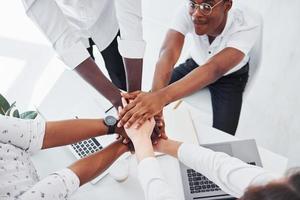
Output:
[179, 139, 262, 200]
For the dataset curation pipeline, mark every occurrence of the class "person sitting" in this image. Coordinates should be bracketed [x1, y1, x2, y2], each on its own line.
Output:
[0, 115, 129, 199]
[119, 97, 300, 200]
[118, 0, 262, 136]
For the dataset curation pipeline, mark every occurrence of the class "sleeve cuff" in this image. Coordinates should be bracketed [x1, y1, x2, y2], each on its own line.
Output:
[58, 42, 90, 70]
[178, 143, 207, 165]
[117, 36, 146, 58]
[28, 118, 46, 154]
[53, 168, 80, 197]
[177, 143, 190, 162]
[137, 157, 164, 190]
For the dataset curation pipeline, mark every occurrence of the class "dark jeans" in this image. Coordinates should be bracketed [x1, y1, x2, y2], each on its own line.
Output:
[170, 58, 249, 135]
[87, 32, 127, 91]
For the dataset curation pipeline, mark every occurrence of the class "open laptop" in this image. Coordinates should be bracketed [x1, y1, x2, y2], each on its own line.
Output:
[179, 139, 262, 200]
[163, 103, 262, 200]
[35, 70, 129, 184]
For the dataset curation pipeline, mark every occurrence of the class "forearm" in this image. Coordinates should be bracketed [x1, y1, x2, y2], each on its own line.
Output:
[132, 136, 155, 161]
[152, 54, 177, 92]
[123, 58, 143, 92]
[75, 58, 122, 108]
[161, 63, 222, 104]
[68, 141, 128, 186]
[157, 139, 182, 158]
[42, 119, 107, 149]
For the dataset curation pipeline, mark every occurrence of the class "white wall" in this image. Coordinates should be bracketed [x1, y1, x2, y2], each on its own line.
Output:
[234, 0, 300, 167]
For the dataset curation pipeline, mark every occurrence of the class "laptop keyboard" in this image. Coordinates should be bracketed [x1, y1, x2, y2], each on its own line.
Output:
[187, 169, 221, 194]
[71, 138, 103, 158]
[187, 161, 257, 194]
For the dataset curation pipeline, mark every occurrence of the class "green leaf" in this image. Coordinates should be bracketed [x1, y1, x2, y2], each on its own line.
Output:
[13, 109, 20, 118]
[20, 111, 38, 119]
[0, 107, 5, 115]
[0, 94, 10, 113]
[5, 102, 16, 116]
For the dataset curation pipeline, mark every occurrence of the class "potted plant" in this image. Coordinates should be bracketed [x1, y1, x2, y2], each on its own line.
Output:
[0, 93, 38, 119]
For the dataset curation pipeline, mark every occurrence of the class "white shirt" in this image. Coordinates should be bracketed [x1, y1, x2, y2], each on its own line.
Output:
[170, 3, 262, 75]
[0, 116, 79, 199]
[21, 0, 146, 70]
[137, 143, 280, 200]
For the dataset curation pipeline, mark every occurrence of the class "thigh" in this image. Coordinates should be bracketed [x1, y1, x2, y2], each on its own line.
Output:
[99, 32, 127, 90]
[208, 73, 248, 135]
[100, 32, 124, 73]
[169, 58, 199, 84]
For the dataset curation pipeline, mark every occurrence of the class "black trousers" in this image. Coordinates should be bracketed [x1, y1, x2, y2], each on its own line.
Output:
[87, 32, 127, 91]
[170, 58, 249, 135]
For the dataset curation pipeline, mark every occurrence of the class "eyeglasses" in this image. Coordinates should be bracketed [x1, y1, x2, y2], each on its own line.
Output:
[188, 0, 224, 16]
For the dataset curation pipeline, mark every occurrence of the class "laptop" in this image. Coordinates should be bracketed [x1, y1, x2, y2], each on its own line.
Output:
[179, 139, 262, 200]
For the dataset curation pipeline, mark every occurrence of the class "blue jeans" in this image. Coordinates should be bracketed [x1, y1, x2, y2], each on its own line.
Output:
[170, 58, 249, 135]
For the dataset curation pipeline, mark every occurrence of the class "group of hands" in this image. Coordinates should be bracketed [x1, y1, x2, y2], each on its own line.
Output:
[115, 90, 169, 153]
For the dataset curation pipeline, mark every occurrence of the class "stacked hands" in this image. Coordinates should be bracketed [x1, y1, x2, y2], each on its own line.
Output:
[115, 90, 169, 155]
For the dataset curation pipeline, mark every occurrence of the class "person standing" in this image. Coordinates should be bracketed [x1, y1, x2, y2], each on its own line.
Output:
[22, 0, 145, 108]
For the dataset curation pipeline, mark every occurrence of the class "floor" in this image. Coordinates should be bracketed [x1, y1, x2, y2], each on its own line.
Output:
[0, 0, 299, 167]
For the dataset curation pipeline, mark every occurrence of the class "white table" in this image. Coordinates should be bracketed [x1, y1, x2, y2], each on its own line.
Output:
[32, 103, 287, 200]
[32, 71, 287, 199]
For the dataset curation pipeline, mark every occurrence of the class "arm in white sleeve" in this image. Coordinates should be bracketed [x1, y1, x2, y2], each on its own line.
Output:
[21, 0, 90, 69]
[114, 0, 146, 58]
[0, 115, 45, 154]
[138, 157, 180, 200]
[18, 168, 80, 200]
[178, 143, 280, 198]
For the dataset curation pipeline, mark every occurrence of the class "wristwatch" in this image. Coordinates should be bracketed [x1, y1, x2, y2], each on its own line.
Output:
[104, 115, 117, 134]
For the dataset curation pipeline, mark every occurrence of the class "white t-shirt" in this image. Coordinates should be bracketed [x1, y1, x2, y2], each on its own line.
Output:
[170, 3, 262, 75]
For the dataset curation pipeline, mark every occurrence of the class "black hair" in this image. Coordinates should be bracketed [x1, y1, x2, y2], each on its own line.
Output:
[240, 170, 300, 200]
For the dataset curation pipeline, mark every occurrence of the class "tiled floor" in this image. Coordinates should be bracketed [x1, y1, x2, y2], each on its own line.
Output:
[0, 0, 299, 167]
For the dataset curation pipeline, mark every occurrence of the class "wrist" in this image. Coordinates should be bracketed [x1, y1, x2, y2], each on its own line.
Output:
[116, 142, 129, 155]
[131, 134, 151, 145]
[157, 88, 172, 105]
[99, 119, 108, 136]
[161, 140, 182, 158]
[133, 139, 155, 162]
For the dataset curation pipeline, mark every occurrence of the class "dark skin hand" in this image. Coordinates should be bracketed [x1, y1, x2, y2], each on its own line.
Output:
[69, 139, 128, 186]
[118, 47, 245, 128]
[75, 57, 123, 108]
[74, 57, 142, 140]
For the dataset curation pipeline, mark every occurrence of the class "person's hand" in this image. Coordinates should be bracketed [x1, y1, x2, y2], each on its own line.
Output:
[118, 90, 168, 129]
[154, 111, 168, 139]
[118, 98, 155, 144]
[115, 126, 128, 139]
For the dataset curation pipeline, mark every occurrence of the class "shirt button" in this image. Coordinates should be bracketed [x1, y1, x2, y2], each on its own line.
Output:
[208, 51, 212, 54]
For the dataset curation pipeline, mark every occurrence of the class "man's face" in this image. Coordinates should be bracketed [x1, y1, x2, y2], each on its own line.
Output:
[188, 0, 232, 36]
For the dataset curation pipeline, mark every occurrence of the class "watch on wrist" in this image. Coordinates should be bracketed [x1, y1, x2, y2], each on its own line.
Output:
[104, 115, 117, 135]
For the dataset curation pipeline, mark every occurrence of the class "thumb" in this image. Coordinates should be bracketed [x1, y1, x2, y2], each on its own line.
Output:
[121, 91, 141, 99]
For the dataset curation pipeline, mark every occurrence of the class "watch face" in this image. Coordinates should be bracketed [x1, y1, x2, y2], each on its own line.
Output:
[105, 116, 117, 126]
